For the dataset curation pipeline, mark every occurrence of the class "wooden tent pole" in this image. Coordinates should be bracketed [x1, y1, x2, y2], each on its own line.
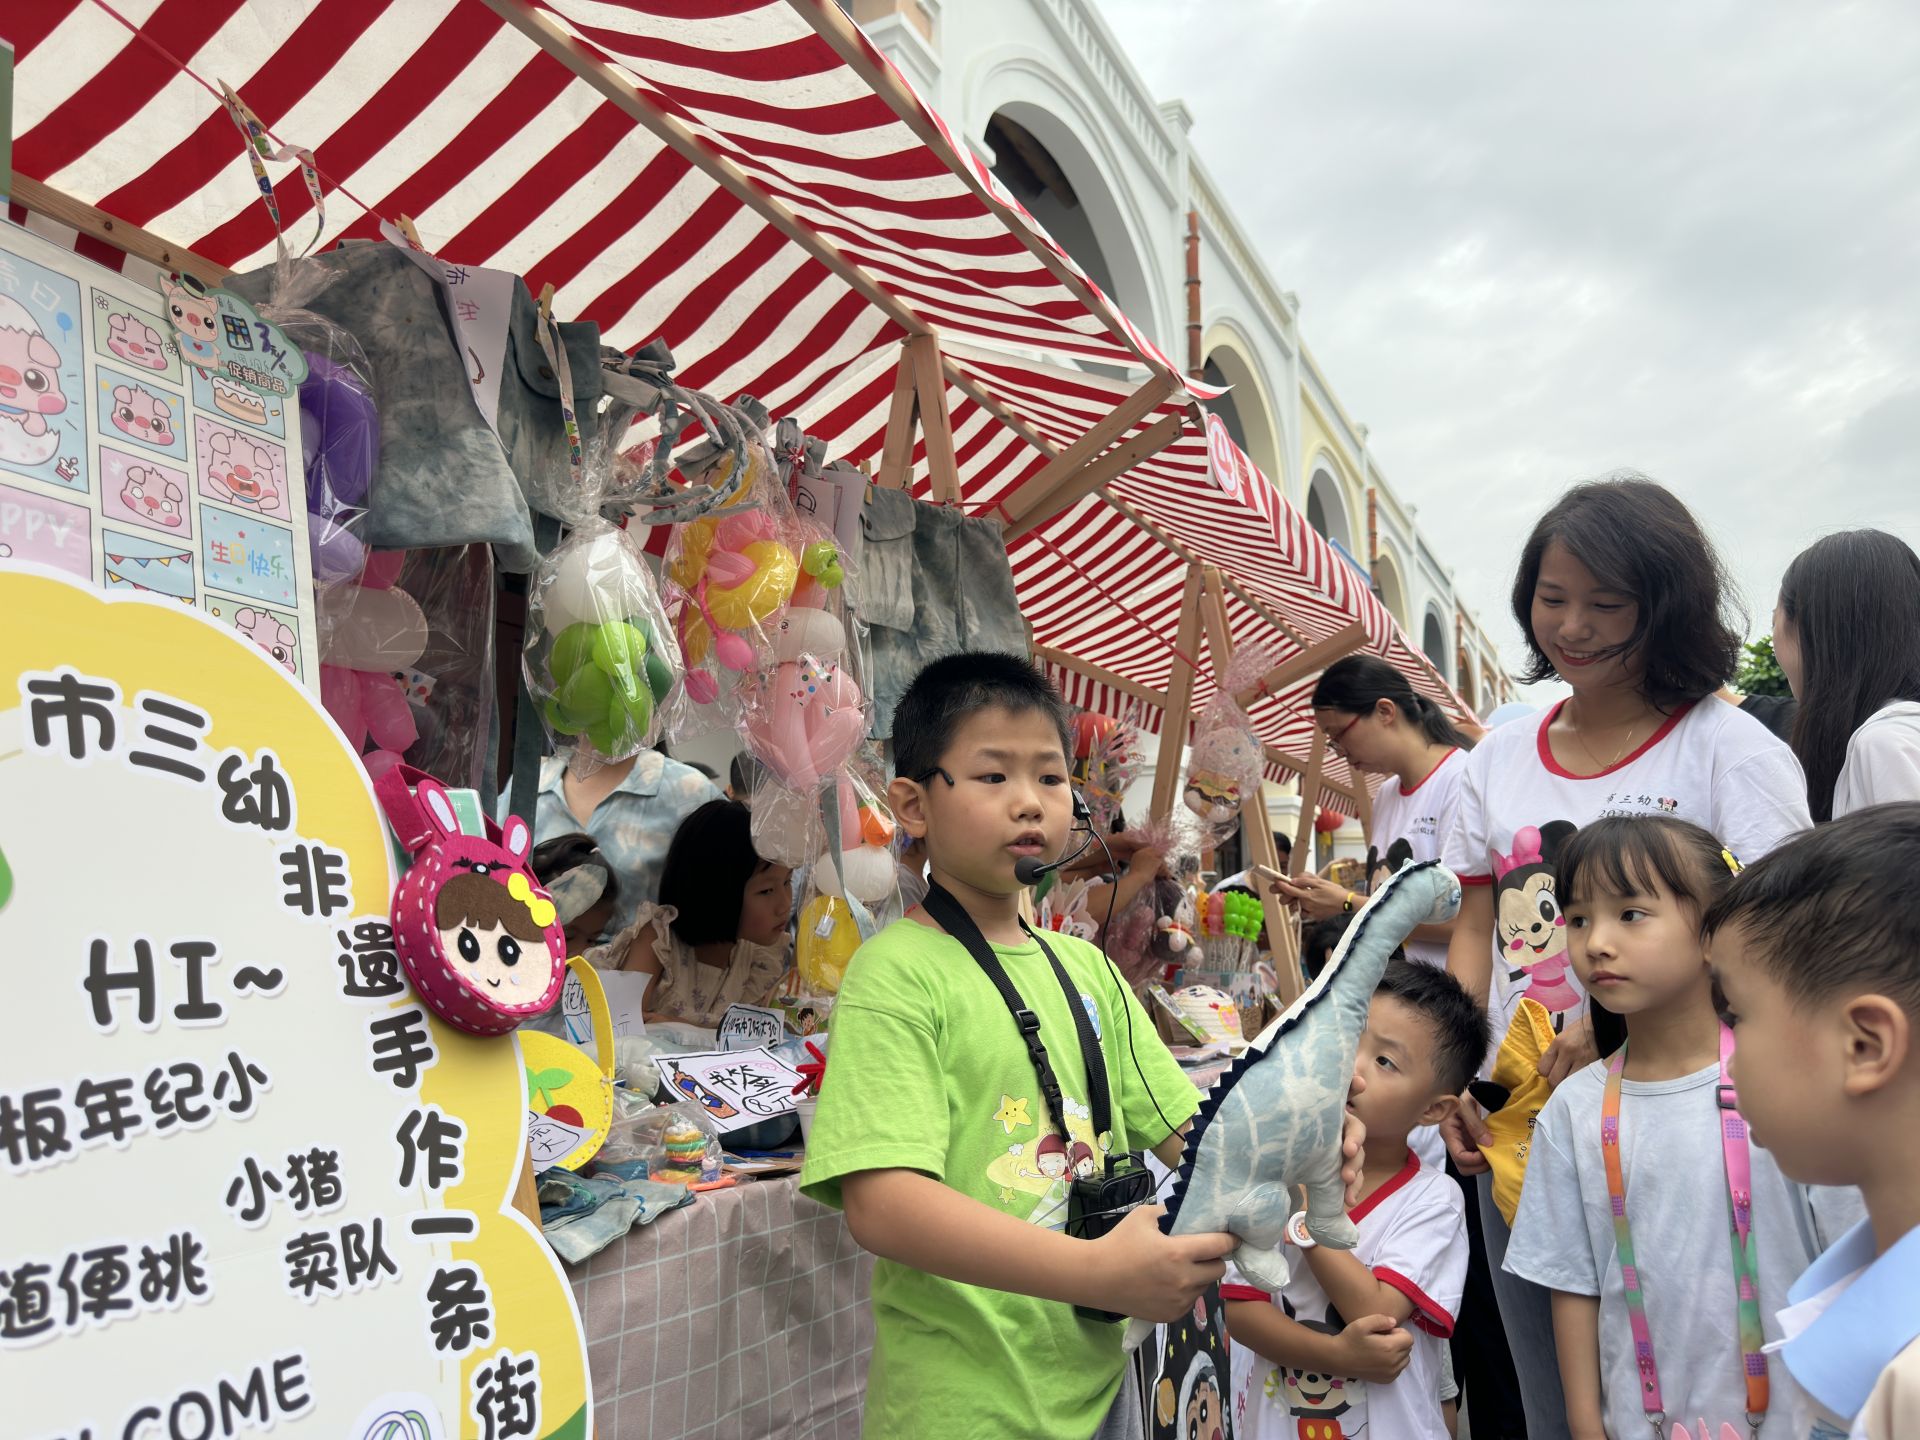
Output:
[1262, 745, 1360, 805]
[1233, 620, 1369, 709]
[1198, 568, 1302, 997]
[1002, 413, 1185, 538]
[1034, 646, 1164, 711]
[876, 342, 919, 491]
[1150, 567, 1206, 820]
[907, 333, 961, 503]
[998, 374, 1175, 529]
[9, 176, 227, 281]
[1290, 730, 1328, 878]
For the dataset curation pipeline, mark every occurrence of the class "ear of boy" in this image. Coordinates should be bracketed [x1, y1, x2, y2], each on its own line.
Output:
[888, 775, 929, 840]
[1842, 994, 1912, 1099]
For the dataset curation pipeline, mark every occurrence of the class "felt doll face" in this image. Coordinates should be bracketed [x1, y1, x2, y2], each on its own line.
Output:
[434, 872, 556, 1002]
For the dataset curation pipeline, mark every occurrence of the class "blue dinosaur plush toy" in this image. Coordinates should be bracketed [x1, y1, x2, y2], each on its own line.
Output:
[1125, 858, 1462, 1351]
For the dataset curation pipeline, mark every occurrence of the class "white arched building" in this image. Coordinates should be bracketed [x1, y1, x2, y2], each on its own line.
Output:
[850, 0, 1514, 713]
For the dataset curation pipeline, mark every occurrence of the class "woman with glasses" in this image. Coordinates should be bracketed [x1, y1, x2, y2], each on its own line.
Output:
[1270, 654, 1476, 970]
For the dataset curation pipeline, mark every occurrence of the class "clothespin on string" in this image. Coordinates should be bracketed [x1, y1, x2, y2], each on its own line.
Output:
[538, 283, 556, 325]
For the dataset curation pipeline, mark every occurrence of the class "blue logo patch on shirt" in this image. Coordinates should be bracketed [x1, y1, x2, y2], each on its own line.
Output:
[1081, 993, 1101, 1040]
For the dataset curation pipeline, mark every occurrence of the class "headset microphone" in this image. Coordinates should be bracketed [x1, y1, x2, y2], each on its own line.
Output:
[1015, 790, 1095, 888]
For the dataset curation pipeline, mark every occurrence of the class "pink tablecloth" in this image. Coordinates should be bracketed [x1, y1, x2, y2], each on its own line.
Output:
[569, 1176, 875, 1440]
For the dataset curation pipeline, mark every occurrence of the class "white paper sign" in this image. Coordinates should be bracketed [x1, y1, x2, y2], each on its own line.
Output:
[716, 1003, 786, 1052]
[650, 1049, 802, 1135]
[526, 1112, 595, 1170]
[596, 968, 651, 1040]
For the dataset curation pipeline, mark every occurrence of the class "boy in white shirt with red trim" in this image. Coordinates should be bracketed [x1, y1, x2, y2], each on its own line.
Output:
[1223, 960, 1488, 1439]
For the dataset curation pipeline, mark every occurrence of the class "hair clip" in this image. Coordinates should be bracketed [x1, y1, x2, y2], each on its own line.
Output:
[1721, 848, 1743, 876]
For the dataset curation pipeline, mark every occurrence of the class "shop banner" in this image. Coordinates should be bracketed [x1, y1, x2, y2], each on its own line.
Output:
[0, 569, 590, 1439]
[0, 220, 321, 692]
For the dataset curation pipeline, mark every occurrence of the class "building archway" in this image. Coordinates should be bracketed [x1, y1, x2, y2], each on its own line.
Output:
[1200, 330, 1283, 483]
[1421, 607, 1450, 678]
[983, 103, 1159, 343]
[1306, 465, 1354, 554]
[1371, 547, 1409, 630]
[1460, 652, 1480, 713]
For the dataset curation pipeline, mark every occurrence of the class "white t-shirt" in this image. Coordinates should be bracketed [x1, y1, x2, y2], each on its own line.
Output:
[1504, 1060, 1865, 1439]
[1443, 699, 1810, 1073]
[1834, 701, 1920, 818]
[1366, 747, 1467, 971]
[1222, 1151, 1466, 1440]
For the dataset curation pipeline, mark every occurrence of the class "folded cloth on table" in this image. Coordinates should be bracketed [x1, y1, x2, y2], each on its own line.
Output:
[541, 1172, 694, 1265]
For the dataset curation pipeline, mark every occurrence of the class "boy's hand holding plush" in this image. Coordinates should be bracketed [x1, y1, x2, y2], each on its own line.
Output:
[1089, 1205, 1235, 1322]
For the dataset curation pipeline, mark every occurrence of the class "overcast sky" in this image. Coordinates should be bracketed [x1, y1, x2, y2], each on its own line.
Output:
[1097, 0, 1920, 692]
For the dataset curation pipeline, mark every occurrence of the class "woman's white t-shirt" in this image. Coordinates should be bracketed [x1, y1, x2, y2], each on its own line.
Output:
[1834, 701, 1920, 818]
[1366, 747, 1468, 970]
[1443, 698, 1811, 1070]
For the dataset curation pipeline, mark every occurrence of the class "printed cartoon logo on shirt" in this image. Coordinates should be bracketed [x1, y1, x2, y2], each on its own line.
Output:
[1151, 1292, 1231, 1440]
[1363, 838, 1415, 895]
[1493, 822, 1582, 1016]
[983, 1093, 1107, 1230]
[1277, 1298, 1357, 1438]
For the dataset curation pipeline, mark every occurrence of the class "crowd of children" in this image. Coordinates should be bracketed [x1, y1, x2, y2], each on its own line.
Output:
[782, 471, 1920, 1440]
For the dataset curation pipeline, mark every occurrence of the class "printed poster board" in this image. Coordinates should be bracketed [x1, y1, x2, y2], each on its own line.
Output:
[0, 219, 321, 691]
[0, 569, 590, 1439]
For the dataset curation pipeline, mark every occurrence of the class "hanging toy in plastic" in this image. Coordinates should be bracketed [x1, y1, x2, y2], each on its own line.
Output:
[741, 597, 866, 792]
[669, 507, 799, 705]
[319, 550, 426, 780]
[375, 765, 567, 1036]
[1157, 888, 1202, 961]
[298, 349, 377, 585]
[1070, 706, 1142, 834]
[1182, 646, 1277, 838]
[526, 521, 680, 761]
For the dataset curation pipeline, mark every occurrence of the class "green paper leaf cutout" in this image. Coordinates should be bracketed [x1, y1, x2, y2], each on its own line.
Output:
[0, 845, 11, 913]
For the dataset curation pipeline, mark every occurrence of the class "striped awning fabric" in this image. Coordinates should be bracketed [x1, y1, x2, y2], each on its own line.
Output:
[9, 0, 1468, 805]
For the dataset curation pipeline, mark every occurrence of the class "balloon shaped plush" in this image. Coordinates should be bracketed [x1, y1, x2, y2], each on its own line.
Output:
[741, 611, 867, 791]
[298, 350, 377, 585]
[1126, 860, 1462, 1352]
[1183, 716, 1264, 829]
[670, 509, 799, 698]
[375, 765, 567, 1037]
[545, 618, 674, 757]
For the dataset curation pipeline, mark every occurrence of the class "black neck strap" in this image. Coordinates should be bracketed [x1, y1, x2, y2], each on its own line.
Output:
[920, 880, 1113, 1144]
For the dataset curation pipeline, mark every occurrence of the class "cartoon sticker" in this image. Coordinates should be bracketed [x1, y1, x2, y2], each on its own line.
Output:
[200, 506, 297, 608]
[203, 594, 302, 678]
[96, 365, 188, 462]
[160, 271, 309, 398]
[101, 527, 195, 602]
[188, 367, 288, 437]
[195, 418, 290, 520]
[0, 480, 91, 579]
[101, 445, 193, 538]
[0, 245, 86, 493]
[90, 291, 181, 383]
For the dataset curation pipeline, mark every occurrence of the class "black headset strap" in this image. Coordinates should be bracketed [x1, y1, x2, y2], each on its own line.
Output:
[921, 880, 1113, 1144]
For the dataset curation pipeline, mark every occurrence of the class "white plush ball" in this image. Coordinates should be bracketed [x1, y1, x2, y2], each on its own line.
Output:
[542, 529, 655, 637]
[767, 606, 846, 663]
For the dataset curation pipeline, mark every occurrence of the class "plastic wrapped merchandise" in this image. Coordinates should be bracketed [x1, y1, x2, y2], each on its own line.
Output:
[524, 519, 679, 763]
[600, 1097, 723, 1185]
[1182, 643, 1279, 842]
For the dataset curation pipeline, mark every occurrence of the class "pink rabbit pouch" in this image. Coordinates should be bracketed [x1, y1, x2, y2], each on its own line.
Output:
[375, 764, 566, 1036]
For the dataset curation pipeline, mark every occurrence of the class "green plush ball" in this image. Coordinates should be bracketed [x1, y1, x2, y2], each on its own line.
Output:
[547, 622, 599, 684]
[586, 686, 652, 757]
[549, 664, 615, 733]
[643, 650, 674, 702]
[590, 619, 649, 677]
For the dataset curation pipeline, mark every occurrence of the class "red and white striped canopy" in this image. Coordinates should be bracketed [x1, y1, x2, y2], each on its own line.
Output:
[9, 0, 1467, 802]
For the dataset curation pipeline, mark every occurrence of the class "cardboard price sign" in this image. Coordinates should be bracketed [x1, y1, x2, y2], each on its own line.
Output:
[0, 570, 589, 1439]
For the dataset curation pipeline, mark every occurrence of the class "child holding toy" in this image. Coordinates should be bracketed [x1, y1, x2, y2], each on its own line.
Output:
[1504, 816, 1861, 1439]
[1704, 804, 1920, 1438]
[801, 652, 1367, 1439]
[1223, 960, 1487, 1440]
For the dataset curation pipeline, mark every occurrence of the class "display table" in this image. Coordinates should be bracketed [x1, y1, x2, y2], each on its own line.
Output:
[569, 1175, 875, 1440]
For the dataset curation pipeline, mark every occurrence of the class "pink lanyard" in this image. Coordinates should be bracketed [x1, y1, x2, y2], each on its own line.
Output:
[1600, 1023, 1767, 1439]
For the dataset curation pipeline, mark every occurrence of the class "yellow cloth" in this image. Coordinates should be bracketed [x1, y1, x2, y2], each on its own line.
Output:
[1483, 996, 1558, 1226]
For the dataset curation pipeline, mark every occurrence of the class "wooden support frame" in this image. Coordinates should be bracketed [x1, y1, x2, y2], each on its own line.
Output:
[1149, 567, 1206, 820]
[876, 345, 917, 491]
[998, 374, 1176, 531]
[1233, 620, 1369, 709]
[1002, 412, 1185, 538]
[872, 333, 964, 499]
[1034, 646, 1162, 710]
[10, 176, 227, 282]
[1290, 729, 1329, 879]
[483, 0, 930, 338]
[1198, 568, 1303, 997]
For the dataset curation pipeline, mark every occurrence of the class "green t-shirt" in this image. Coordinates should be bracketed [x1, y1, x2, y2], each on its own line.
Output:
[800, 917, 1199, 1439]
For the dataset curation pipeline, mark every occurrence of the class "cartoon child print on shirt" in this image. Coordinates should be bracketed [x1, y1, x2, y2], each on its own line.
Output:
[1493, 822, 1582, 1015]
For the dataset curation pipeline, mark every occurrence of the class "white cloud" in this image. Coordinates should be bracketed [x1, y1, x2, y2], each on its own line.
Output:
[1096, 0, 1920, 691]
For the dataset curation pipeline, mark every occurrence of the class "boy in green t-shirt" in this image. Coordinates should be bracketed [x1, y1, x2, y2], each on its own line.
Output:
[803, 654, 1345, 1438]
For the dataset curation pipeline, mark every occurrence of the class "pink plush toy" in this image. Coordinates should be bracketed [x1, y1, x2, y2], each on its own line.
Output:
[375, 765, 566, 1037]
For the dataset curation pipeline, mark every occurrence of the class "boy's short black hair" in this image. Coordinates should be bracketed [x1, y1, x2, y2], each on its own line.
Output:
[657, 799, 773, 947]
[1301, 913, 1405, 984]
[1703, 803, 1920, 1013]
[1375, 959, 1489, 1097]
[891, 651, 1071, 784]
